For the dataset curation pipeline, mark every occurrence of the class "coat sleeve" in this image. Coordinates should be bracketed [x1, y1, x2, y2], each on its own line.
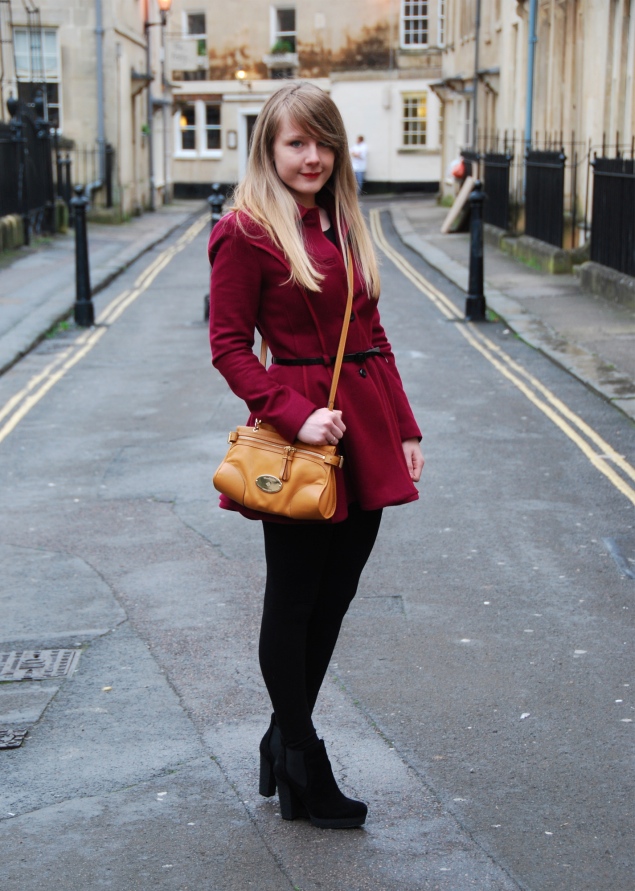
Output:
[208, 216, 318, 442]
[370, 304, 422, 442]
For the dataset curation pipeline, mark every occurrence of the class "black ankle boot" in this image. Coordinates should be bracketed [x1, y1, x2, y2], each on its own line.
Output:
[259, 714, 282, 797]
[274, 738, 367, 829]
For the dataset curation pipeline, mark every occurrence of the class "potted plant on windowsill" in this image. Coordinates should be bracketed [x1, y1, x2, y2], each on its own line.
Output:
[263, 39, 298, 73]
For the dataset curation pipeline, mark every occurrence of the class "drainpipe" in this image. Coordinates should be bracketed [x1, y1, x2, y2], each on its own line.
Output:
[524, 0, 538, 155]
[472, 0, 481, 151]
[95, 0, 106, 182]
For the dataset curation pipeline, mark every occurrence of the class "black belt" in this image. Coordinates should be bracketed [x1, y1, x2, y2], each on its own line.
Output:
[271, 347, 382, 367]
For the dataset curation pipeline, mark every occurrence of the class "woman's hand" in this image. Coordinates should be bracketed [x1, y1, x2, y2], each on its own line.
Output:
[297, 409, 346, 446]
[402, 438, 424, 482]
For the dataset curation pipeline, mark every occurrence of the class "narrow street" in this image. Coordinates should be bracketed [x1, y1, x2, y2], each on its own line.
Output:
[1, 205, 633, 891]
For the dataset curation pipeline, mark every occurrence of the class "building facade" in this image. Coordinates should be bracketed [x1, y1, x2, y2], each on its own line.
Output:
[167, 0, 445, 194]
[0, 0, 172, 216]
[434, 0, 635, 205]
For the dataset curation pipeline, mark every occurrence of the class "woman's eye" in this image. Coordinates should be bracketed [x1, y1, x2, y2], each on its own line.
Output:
[290, 140, 302, 147]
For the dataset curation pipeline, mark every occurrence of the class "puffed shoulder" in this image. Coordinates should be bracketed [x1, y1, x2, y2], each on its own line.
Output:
[208, 211, 288, 269]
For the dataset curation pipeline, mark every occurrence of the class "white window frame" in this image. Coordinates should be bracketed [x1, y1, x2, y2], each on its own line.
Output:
[201, 102, 222, 158]
[270, 5, 296, 52]
[183, 11, 206, 37]
[174, 100, 222, 160]
[13, 27, 62, 127]
[175, 102, 197, 157]
[402, 92, 428, 147]
[400, 1, 428, 49]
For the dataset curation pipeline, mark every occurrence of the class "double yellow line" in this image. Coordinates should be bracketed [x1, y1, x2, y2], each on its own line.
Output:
[0, 214, 208, 446]
[370, 208, 635, 508]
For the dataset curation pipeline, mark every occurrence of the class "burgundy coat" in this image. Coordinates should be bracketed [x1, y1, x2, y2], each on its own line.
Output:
[208, 201, 422, 523]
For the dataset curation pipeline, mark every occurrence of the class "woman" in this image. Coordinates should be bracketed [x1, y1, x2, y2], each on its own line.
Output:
[208, 82, 424, 829]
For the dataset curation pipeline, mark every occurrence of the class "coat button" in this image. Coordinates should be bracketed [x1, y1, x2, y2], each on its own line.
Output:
[350, 312, 356, 322]
[359, 367, 367, 378]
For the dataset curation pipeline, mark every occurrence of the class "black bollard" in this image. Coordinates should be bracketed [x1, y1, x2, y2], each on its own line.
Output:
[205, 184, 225, 320]
[464, 180, 487, 322]
[208, 182, 224, 231]
[71, 185, 94, 327]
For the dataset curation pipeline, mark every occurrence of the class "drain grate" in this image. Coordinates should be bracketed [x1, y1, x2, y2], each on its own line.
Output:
[0, 649, 81, 682]
[0, 728, 28, 749]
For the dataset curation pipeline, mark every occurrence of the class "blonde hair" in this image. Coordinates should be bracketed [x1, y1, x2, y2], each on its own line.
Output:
[232, 82, 380, 298]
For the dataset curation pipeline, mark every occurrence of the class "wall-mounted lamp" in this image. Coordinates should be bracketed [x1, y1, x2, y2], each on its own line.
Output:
[157, 0, 173, 26]
[235, 69, 252, 90]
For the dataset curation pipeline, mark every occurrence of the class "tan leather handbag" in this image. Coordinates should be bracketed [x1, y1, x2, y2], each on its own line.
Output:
[213, 250, 354, 521]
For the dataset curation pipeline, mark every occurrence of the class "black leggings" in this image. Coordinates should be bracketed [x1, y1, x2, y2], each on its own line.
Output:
[259, 504, 382, 748]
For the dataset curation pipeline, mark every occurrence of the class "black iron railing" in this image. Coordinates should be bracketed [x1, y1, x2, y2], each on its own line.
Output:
[524, 150, 566, 248]
[591, 156, 635, 276]
[482, 152, 512, 231]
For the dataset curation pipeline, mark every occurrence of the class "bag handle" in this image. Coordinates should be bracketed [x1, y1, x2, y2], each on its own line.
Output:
[259, 246, 355, 413]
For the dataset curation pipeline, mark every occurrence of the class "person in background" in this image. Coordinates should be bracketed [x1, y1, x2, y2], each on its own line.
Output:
[350, 135, 368, 194]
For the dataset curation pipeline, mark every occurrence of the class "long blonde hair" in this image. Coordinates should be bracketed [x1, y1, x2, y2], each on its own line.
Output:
[232, 82, 380, 298]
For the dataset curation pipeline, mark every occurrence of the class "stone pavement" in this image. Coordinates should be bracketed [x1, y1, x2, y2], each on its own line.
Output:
[389, 199, 635, 422]
[0, 200, 206, 376]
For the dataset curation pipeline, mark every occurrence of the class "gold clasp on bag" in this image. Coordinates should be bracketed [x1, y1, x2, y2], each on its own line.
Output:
[255, 474, 283, 493]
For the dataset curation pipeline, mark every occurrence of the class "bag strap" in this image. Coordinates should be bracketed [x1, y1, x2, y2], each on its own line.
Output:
[259, 246, 355, 413]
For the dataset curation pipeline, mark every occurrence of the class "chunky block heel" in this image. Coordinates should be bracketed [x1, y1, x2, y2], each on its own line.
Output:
[258, 714, 282, 798]
[259, 751, 277, 797]
[277, 778, 309, 820]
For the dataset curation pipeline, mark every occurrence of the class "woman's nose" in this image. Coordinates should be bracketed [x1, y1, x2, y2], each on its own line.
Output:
[304, 142, 320, 163]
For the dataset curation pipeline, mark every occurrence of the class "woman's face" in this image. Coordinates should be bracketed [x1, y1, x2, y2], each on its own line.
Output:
[272, 115, 335, 207]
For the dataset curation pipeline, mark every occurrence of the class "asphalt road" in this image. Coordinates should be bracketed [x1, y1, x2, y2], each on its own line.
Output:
[0, 205, 633, 891]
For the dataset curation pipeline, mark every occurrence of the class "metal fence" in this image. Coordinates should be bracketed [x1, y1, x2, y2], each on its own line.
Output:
[591, 156, 635, 276]
[1, 99, 116, 245]
[482, 152, 512, 231]
[0, 100, 55, 240]
[525, 150, 566, 247]
[462, 132, 635, 274]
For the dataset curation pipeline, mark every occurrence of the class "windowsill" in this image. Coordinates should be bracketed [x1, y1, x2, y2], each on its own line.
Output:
[174, 150, 223, 160]
[398, 146, 439, 155]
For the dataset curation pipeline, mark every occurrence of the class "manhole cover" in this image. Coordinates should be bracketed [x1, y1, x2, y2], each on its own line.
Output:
[0, 649, 81, 682]
[0, 728, 28, 749]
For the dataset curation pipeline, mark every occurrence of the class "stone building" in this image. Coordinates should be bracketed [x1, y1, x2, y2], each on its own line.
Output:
[0, 0, 172, 216]
[167, 0, 445, 195]
[434, 0, 635, 209]
[0, 1, 448, 214]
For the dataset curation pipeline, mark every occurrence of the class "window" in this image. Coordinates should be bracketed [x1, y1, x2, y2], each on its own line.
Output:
[464, 98, 473, 148]
[179, 105, 196, 151]
[186, 13, 205, 35]
[402, 93, 427, 146]
[13, 28, 61, 127]
[185, 11, 206, 57]
[205, 104, 221, 150]
[175, 101, 222, 157]
[401, 1, 428, 47]
[272, 7, 296, 53]
[438, 0, 446, 46]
